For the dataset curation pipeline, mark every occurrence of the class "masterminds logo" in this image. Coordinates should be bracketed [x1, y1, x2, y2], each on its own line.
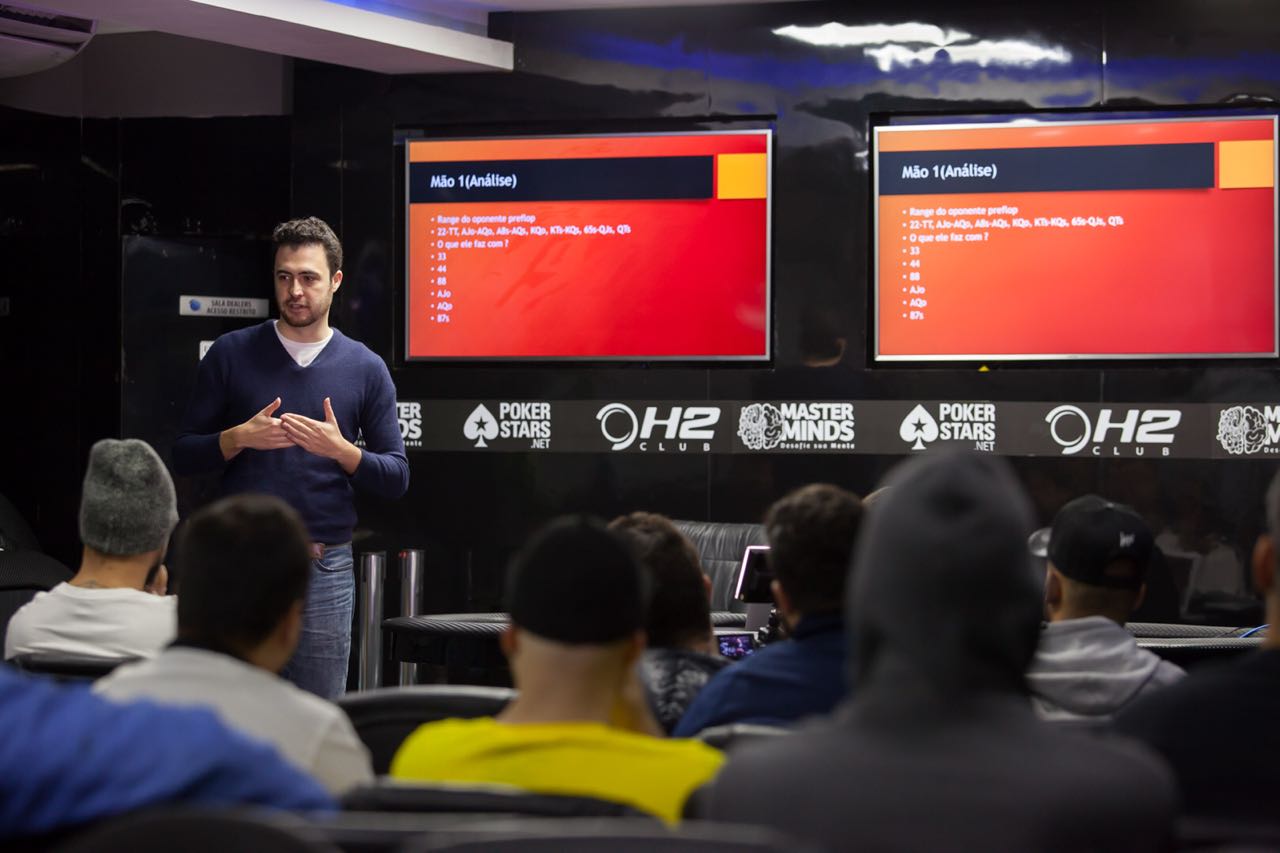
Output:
[397, 402, 423, 448]
[1217, 405, 1280, 455]
[737, 403, 855, 451]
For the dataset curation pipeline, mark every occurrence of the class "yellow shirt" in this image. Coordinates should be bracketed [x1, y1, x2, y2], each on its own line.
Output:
[390, 717, 724, 823]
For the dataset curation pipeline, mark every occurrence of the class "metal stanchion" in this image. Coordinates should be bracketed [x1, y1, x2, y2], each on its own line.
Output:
[357, 551, 386, 691]
[398, 549, 425, 686]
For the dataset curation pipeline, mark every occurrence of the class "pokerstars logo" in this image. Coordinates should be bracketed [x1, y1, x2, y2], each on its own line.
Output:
[596, 404, 719, 452]
[737, 403, 855, 451]
[1217, 405, 1280, 455]
[397, 402, 423, 448]
[463, 403, 551, 449]
[899, 403, 996, 451]
[1045, 406, 1180, 456]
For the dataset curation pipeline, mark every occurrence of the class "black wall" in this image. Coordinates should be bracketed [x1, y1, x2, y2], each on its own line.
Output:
[0, 115, 291, 568]
[4, 0, 1280, 623]
[283, 0, 1280, 619]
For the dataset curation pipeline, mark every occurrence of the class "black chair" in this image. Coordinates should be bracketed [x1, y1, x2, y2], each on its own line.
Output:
[693, 723, 789, 752]
[673, 521, 765, 613]
[342, 781, 650, 818]
[0, 491, 40, 552]
[0, 550, 73, 638]
[50, 808, 341, 853]
[8, 652, 137, 681]
[1175, 816, 1280, 850]
[404, 818, 815, 852]
[1137, 636, 1262, 670]
[337, 684, 515, 774]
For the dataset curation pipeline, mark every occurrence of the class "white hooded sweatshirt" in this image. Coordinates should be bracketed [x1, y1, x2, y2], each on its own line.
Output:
[1028, 616, 1186, 721]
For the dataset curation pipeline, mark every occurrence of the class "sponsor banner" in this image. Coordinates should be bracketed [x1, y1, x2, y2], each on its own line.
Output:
[1212, 404, 1280, 458]
[390, 400, 1231, 458]
[179, 295, 269, 318]
[736, 402, 857, 452]
[1003, 403, 1203, 458]
[408, 400, 553, 451]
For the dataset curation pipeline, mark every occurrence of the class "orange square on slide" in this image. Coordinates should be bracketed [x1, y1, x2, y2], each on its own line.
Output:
[716, 153, 767, 199]
[1219, 140, 1274, 188]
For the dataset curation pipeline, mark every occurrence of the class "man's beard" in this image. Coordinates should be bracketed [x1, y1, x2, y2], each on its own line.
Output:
[279, 297, 327, 327]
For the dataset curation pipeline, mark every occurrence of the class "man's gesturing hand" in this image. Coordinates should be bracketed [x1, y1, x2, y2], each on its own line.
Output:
[280, 397, 363, 475]
[219, 397, 293, 460]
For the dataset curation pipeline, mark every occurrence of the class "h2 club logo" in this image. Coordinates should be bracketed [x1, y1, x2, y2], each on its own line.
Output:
[595, 404, 719, 452]
[1045, 406, 1181, 456]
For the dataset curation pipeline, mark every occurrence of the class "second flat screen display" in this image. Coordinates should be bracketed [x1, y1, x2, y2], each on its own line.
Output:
[405, 131, 771, 361]
[874, 114, 1279, 361]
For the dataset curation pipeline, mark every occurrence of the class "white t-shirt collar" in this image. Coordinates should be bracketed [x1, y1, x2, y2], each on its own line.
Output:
[273, 320, 334, 367]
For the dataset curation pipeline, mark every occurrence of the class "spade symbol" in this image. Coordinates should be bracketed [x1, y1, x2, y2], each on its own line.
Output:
[899, 404, 940, 451]
[464, 404, 500, 448]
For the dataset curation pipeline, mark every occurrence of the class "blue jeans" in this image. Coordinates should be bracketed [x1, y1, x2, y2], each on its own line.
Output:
[281, 543, 353, 699]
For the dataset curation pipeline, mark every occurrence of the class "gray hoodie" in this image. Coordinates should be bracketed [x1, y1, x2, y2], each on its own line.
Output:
[1029, 616, 1185, 721]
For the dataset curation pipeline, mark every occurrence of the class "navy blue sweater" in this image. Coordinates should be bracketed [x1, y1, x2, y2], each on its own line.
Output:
[672, 613, 847, 736]
[173, 321, 409, 543]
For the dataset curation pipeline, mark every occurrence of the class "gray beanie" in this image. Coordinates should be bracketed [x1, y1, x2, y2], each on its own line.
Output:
[79, 439, 179, 556]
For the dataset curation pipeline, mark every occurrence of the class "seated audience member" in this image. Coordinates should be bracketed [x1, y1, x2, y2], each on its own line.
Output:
[1115, 468, 1280, 822]
[697, 452, 1176, 853]
[391, 516, 724, 822]
[609, 512, 728, 734]
[6, 439, 176, 661]
[0, 666, 332, 839]
[96, 494, 373, 796]
[673, 484, 862, 736]
[1028, 495, 1184, 721]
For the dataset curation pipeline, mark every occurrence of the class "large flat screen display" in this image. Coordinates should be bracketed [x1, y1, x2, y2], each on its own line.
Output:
[405, 130, 771, 361]
[873, 113, 1278, 361]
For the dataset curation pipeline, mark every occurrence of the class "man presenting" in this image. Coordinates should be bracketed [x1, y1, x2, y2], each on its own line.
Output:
[174, 217, 409, 699]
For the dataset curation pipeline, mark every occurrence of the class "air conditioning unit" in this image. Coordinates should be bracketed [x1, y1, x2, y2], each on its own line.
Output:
[0, 4, 94, 78]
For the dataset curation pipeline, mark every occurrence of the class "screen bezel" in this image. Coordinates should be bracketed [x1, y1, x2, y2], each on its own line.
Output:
[734, 544, 773, 603]
[402, 128, 773, 364]
[870, 108, 1280, 364]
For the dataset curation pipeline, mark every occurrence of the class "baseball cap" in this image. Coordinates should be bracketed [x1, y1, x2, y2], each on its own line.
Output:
[506, 515, 651, 644]
[1030, 495, 1154, 589]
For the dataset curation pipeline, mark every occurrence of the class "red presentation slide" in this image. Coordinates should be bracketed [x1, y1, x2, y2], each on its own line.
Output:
[875, 116, 1278, 360]
[406, 132, 770, 360]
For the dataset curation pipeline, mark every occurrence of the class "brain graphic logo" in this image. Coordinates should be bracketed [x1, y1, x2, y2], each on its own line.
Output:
[1217, 405, 1268, 455]
[738, 403, 784, 450]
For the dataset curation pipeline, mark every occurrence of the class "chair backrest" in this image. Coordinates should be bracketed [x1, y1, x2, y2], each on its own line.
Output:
[672, 521, 766, 612]
[0, 550, 72, 639]
[342, 781, 650, 818]
[405, 818, 814, 853]
[693, 723, 790, 752]
[50, 808, 341, 853]
[0, 492, 40, 553]
[337, 684, 516, 774]
[8, 652, 137, 681]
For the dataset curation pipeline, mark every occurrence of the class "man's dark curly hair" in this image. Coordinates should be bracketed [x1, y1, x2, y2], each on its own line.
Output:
[272, 216, 342, 277]
[765, 483, 863, 615]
